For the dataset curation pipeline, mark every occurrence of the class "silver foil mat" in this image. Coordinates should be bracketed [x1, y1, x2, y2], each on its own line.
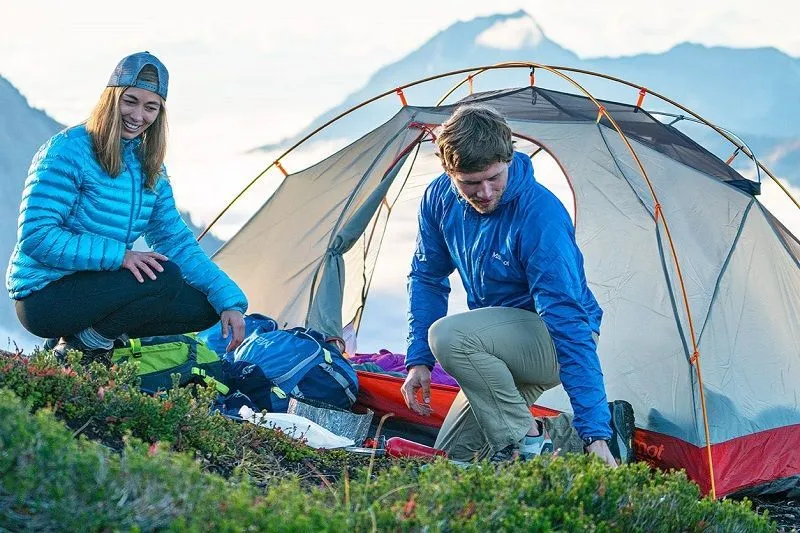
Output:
[287, 398, 374, 446]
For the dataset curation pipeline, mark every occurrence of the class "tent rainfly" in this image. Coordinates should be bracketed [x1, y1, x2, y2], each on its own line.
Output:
[205, 64, 800, 499]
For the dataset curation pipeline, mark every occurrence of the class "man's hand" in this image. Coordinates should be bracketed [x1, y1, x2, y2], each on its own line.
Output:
[122, 250, 168, 283]
[401, 365, 433, 416]
[586, 439, 618, 468]
[220, 309, 246, 352]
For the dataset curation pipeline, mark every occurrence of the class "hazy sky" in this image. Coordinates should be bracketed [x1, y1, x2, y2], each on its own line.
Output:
[3, 0, 798, 129]
[2, 1, 799, 351]
[2, 0, 798, 235]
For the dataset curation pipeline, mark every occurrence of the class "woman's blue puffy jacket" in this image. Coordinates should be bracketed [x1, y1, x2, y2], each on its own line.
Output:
[5, 125, 248, 315]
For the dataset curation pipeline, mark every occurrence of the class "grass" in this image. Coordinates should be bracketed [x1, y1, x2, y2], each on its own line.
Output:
[0, 347, 778, 532]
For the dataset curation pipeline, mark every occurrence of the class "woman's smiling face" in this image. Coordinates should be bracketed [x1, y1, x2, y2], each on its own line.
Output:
[119, 87, 161, 139]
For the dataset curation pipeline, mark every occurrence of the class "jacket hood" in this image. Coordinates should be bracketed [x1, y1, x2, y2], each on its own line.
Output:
[500, 151, 534, 205]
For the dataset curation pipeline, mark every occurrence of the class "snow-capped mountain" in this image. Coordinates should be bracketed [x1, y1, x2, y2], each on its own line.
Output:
[256, 11, 799, 188]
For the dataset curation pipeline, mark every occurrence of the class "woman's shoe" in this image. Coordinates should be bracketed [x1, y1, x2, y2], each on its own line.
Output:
[52, 335, 113, 367]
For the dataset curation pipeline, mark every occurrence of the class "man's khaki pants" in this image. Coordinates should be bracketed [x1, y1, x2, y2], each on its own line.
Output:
[430, 306, 587, 461]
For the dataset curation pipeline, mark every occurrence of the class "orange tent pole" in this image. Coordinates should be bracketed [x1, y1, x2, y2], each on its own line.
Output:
[637, 88, 647, 108]
[434, 62, 797, 211]
[395, 88, 408, 106]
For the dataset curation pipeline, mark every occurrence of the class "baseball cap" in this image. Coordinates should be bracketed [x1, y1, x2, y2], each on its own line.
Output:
[107, 51, 169, 100]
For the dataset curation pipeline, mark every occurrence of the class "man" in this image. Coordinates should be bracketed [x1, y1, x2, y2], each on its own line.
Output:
[401, 104, 631, 466]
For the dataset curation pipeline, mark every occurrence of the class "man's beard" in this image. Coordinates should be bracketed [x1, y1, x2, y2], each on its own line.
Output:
[467, 185, 505, 214]
[467, 196, 499, 214]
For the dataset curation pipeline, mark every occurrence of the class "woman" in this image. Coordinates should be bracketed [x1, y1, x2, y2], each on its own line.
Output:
[5, 51, 247, 362]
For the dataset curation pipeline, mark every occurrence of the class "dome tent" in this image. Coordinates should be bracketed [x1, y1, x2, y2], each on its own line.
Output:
[203, 63, 800, 499]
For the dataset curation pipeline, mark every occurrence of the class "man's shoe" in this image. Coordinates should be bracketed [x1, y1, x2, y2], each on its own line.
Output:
[519, 432, 554, 458]
[490, 442, 521, 462]
[608, 400, 635, 464]
[490, 424, 554, 463]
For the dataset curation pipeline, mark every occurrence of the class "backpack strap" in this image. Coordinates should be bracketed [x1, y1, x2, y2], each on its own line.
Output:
[180, 335, 199, 364]
[324, 336, 346, 353]
[280, 347, 356, 405]
[190, 367, 230, 394]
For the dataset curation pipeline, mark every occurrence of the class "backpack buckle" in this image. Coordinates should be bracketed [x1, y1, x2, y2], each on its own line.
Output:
[129, 337, 142, 357]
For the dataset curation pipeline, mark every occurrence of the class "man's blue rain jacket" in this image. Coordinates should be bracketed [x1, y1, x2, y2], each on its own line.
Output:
[406, 151, 610, 440]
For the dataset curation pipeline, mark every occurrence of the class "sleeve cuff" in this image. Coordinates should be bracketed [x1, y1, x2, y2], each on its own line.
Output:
[405, 352, 436, 371]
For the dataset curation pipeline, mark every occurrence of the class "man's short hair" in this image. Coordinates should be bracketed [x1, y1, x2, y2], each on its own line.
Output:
[437, 104, 514, 174]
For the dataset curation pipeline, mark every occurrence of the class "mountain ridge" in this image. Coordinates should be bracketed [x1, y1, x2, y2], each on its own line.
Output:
[254, 11, 800, 163]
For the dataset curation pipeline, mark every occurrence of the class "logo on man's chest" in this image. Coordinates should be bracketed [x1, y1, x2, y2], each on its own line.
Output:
[491, 252, 510, 266]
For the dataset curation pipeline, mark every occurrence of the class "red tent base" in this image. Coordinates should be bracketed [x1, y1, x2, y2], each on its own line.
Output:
[355, 370, 800, 498]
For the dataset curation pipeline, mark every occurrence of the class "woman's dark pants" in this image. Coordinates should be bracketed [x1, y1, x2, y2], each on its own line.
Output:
[15, 262, 219, 340]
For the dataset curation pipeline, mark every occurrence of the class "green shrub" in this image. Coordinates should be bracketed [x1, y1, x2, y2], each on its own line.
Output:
[0, 350, 776, 532]
[0, 388, 234, 530]
[332, 460, 775, 532]
[0, 349, 357, 484]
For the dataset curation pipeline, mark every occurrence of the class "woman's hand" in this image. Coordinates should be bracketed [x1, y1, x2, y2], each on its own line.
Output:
[220, 309, 246, 352]
[122, 250, 168, 282]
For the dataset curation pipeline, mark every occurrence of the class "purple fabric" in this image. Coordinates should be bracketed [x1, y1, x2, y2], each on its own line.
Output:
[351, 349, 459, 387]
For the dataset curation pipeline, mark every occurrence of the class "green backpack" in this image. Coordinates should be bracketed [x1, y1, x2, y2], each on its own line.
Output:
[111, 334, 229, 394]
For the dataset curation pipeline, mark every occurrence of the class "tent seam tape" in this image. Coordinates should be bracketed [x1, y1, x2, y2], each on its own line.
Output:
[596, 126, 655, 221]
